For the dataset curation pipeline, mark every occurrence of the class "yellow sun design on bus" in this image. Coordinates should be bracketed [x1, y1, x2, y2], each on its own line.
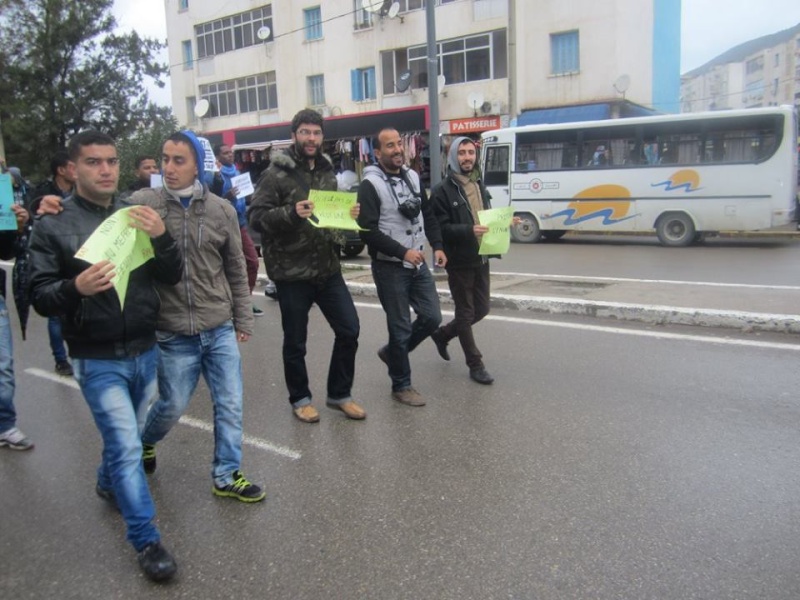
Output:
[651, 169, 701, 192]
[544, 185, 636, 225]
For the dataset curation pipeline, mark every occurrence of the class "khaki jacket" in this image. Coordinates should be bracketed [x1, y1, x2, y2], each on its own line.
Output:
[132, 185, 254, 336]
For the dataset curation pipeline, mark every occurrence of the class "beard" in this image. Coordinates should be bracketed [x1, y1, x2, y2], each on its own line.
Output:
[295, 139, 321, 160]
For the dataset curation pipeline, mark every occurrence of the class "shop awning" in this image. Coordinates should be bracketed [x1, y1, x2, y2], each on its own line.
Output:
[232, 139, 292, 152]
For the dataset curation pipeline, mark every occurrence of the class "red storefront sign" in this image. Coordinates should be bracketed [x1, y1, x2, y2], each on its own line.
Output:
[449, 116, 502, 133]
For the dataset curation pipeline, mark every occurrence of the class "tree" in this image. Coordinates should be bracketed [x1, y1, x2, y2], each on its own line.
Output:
[0, 0, 169, 180]
[116, 105, 177, 190]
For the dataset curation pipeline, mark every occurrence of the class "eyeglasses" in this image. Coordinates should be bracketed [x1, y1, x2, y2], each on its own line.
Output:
[296, 129, 323, 137]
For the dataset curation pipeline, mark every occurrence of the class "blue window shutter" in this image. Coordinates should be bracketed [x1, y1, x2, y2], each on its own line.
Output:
[351, 69, 362, 101]
[366, 67, 376, 99]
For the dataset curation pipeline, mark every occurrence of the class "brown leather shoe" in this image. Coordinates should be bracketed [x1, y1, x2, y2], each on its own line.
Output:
[326, 400, 366, 420]
[293, 405, 320, 423]
[391, 387, 426, 406]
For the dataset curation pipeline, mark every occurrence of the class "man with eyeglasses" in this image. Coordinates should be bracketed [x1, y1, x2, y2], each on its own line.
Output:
[249, 109, 365, 424]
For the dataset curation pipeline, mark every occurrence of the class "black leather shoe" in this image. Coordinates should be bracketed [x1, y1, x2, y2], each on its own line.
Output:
[137, 541, 177, 582]
[95, 484, 119, 512]
[430, 329, 450, 361]
[377, 345, 389, 366]
[469, 367, 494, 385]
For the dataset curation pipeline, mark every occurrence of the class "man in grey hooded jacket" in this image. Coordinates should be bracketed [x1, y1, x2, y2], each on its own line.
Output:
[429, 137, 497, 385]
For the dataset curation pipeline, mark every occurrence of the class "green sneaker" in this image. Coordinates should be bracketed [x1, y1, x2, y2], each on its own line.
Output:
[142, 444, 157, 474]
[212, 470, 265, 503]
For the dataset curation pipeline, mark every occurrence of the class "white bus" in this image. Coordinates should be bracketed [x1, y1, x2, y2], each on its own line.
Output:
[480, 106, 799, 246]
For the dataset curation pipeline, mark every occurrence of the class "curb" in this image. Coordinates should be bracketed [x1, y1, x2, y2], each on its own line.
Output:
[344, 280, 800, 335]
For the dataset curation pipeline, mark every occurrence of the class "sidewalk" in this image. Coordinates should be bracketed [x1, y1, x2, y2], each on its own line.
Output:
[337, 264, 800, 334]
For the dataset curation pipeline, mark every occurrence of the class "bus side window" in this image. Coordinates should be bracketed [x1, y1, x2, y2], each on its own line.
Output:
[483, 146, 510, 187]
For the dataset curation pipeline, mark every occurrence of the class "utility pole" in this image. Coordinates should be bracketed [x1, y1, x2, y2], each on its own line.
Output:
[425, 0, 441, 187]
[507, 0, 517, 122]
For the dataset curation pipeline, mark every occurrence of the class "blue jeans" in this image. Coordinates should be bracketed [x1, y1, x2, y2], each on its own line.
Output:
[141, 322, 243, 488]
[72, 348, 160, 552]
[275, 273, 360, 406]
[48, 316, 67, 363]
[371, 261, 442, 391]
[0, 296, 17, 434]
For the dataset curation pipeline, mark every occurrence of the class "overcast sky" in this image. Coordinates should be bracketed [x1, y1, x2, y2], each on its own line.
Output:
[112, 0, 800, 109]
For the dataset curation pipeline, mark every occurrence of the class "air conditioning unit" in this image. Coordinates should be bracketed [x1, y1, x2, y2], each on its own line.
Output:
[320, 106, 331, 117]
[490, 99, 505, 114]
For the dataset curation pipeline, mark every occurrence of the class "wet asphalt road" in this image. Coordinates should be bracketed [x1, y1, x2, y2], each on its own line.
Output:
[2, 286, 800, 599]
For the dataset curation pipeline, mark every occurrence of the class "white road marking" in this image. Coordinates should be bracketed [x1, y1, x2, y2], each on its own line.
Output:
[352, 302, 800, 352]
[23, 367, 302, 460]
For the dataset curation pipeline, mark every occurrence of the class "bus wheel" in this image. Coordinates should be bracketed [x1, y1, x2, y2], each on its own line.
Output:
[655, 212, 695, 247]
[543, 230, 567, 242]
[512, 214, 542, 243]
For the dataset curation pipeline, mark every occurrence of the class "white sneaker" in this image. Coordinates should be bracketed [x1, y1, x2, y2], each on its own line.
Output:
[0, 427, 34, 451]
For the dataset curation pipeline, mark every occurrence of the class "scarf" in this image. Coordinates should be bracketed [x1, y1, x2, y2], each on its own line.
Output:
[219, 164, 238, 197]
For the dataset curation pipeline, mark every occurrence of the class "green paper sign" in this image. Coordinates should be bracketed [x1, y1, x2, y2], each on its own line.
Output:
[307, 189, 366, 231]
[74, 207, 155, 309]
[477, 206, 515, 255]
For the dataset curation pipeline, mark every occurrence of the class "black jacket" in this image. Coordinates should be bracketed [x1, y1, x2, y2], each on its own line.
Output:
[430, 173, 493, 269]
[28, 194, 183, 359]
[0, 230, 19, 299]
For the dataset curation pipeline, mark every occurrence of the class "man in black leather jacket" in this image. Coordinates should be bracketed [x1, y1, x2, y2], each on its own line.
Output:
[28, 130, 183, 583]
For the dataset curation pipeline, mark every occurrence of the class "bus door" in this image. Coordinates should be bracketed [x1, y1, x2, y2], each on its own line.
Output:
[481, 143, 512, 209]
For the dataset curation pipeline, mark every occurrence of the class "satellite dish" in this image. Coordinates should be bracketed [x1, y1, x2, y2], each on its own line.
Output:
[256, 26, 271, 41]
[193, 99, 210, 118]
[437, 74, 446, 94]
[362, 0, 384, 12]
[613, 74, 630, 94]
[387, 1, 400, 18]
[395, 69, 412, 93]
[467, 92, 485, 112]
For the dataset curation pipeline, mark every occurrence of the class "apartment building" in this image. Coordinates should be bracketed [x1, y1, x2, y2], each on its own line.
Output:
[681, 23, 800, 112]
[164, 0, 679, 162]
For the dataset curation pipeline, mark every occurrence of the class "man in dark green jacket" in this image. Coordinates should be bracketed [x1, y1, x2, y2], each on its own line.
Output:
[249, 109, 364, 423]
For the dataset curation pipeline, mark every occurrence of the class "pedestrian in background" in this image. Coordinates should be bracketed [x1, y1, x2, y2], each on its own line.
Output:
[0, 168, 34, 451]
[27, 151, 75, 377]
[211, 143, 263, 317]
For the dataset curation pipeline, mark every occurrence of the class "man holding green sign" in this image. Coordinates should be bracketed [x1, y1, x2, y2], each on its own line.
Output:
[430, 137, 516, 385]
[249, 109, 365, 424]
[27, 130, 183, 582]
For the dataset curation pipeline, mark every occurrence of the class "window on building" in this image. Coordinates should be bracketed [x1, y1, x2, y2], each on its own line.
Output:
[304, 7, 322, 41]
[195, 5, 273, 59]
[182, 40, 193, 69]
[351, 67, 377, 101]
[354, 0, 373, 29]
[179, 0, 188, 11]
[774, 53, 780, 67]
[745, 56, 764, 74]
[308, 74, 325, 106]
[199, 71, 278, 117]
[389, 28, 506, 91]
[550, 30, 579, 75]
[186, 96, 197, 124]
